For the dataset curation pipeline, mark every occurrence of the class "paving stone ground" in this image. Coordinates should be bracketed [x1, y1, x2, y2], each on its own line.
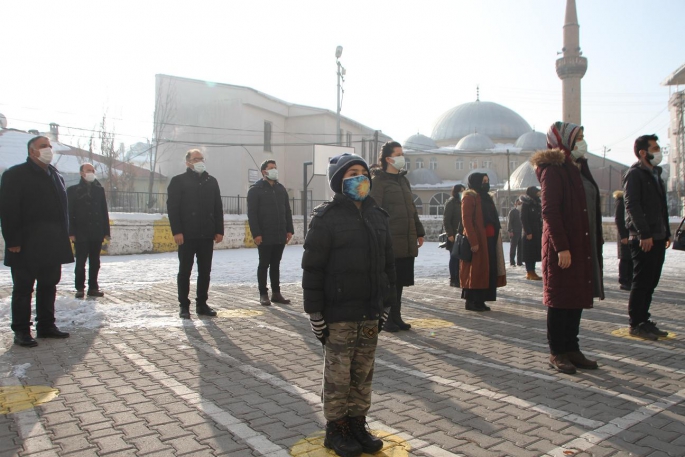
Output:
[1, 261, 685, 457]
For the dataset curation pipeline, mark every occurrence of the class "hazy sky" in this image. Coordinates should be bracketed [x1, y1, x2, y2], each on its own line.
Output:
[1, 0, 683, 166]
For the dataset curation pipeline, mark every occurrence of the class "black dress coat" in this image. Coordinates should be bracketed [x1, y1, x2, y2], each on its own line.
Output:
[247, 179, 294, 245]
[167, 169, 224, 240]
[0, 159, 74, 268]
[520, 195, 542, 263]
[67, 178, 110, 242]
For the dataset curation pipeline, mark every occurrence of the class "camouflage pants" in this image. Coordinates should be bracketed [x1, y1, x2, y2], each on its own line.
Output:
[322, 320, 379, 421]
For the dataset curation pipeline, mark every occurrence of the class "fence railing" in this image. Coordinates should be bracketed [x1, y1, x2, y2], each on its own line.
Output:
[104, 191, 327, 216]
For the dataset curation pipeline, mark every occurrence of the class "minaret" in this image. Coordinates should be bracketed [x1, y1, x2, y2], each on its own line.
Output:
[555, 0, 587, 125]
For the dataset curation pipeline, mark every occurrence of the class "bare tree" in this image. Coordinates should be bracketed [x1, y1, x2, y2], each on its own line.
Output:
[98, 114, 136, 193]
[149, 75, 176, 208]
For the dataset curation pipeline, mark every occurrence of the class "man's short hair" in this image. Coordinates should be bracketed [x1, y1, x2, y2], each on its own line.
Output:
[27, 136, 49, 155]
[185, 148, 202, 162]
[634, 134, 659, 158]
[79, 163, 94, 172]
[260, 159, 276, 171]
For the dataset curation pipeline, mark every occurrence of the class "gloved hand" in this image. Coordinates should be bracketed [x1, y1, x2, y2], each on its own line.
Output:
[309, 312, 329, 345]
[378, 307, 390, 334]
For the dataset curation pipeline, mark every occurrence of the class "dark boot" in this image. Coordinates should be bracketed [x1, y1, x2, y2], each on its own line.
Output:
[36, 326, 70, 339]
[14, 332, 38, 347]
[324, 418, 363, 457]
[549, 354, 576, 374]
[271, 292, 291, 304]
[259, 294, 271, 306]
[566, 351, 598, 369]
[383, 318, 400, 332]
[87, 289, 105, 297]
[465, 300, 484, 312]
[348, 416, 383, 454]
[392, 303, 411, 330]
[179, 307, 190, 319]
[196, 304, 217, 317]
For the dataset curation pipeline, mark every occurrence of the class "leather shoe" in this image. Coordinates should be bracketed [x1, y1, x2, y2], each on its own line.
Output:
[179, 308, 190, 319]
[87, 289, 104, 297]
[260, 294, 271, 306]
[566, 351, 598, 369]
[196, 305, 217, 317]
[549, 354, 576, 374]
[75, 290, 85, 299]
[271, 292, 291, 304]
[14, 332, 38, 347]
[36, 327, 70, 339]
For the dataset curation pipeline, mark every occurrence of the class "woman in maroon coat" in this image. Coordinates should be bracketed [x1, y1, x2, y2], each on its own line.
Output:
[531, 122, 604, 375]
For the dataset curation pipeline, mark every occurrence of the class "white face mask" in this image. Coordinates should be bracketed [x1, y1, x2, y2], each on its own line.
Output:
[37, 147, 54, 165]
[648, 151, 662, 167]
[389, 155, 405, 170]
[572, 140, 588, 160]
[265, 169, 278, 180]
[84, 172, 96, 182]
[193, 162, 206, 174]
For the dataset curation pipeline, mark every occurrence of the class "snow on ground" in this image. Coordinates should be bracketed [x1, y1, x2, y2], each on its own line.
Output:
[0, 242, 678, 332]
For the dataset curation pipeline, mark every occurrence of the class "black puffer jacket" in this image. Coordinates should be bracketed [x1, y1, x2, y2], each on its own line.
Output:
[520, 194, 542, 263]
[167, 169, 224, 239]
[247, 179, 294, 245]
[623, 163, 671, 241]
[67, 179, 110, 242]
[0, 159, 74, 268]
[302, 194, 396, 324]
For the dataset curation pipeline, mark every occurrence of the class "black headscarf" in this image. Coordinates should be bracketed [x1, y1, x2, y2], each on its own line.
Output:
[467, 172, 500, 232]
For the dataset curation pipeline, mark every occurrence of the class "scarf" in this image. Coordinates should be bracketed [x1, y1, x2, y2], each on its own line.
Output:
[546, 121, 583, 157]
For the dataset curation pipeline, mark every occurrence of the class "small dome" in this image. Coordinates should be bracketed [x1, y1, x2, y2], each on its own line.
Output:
[0, 113, 6, 129]
[404, 133, 438, 151]
[515, 131, 547, 152]
[504, 161, 540, 190]
[455, 133, 495, 151]
[407, 168, 442, 186]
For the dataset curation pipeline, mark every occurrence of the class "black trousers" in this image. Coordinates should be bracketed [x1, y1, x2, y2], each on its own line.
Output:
[11, 265, 62, 333]
[509, 233, 522, 265]
[448, 254, 460, 286]
[547, 308, 583, 355]
[628, 239, 666, 327]
[177, 238, 214, 308]
[525, 261, 536, 272]
[257, 244, 286, 294]
[74, 238, 102, 291]
[618, 258, 633, 287]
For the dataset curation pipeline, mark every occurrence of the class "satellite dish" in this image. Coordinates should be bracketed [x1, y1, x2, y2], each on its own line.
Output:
[0, 113, 7, 129]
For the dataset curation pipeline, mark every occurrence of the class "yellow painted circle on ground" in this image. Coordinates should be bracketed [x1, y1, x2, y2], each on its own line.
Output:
[409, 318, 454, 329]
[611, 328, 676, 340]
[290, 430, 409, 456]
[216, 309, 264, 318]
[0, 386, 60, 414]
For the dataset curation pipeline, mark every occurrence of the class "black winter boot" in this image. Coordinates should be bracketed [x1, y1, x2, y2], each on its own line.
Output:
[179, 307, 190, 319]
[383, 318, 400, 332]
[324, 418, 363, 457]
[393, 303, 411, 330]
[348, 416, 383, 454]
[196, 304, 217, 316]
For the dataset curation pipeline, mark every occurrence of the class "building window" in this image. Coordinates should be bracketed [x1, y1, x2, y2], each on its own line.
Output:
[429, 192, 450, 216]
[405, 157, 411, 170]
[510, 160, 518, 170]
[429, 157, 438, 170]
[482, 160, 492, 169]
[416, 158, 424, 169]
[413, 194, 423, 215]
[346, 132, 352, 147]
[469, 160, 478, 170]
[264, 121, 272, 152]
[455, 159, 463, 170]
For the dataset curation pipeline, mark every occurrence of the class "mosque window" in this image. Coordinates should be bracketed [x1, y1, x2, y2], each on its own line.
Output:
[455, 159, 463, 170]
[264, 121, 272, 152]
[416, 158, 424, 169]
[510, 160, 518, 170]
[405, 157, 411, 170]
[482, 160, 492, 169]
[413, 194, 423, 215]
[429, 192, 450, 216]
[469, 160, 478, 170]
[429, 157, 438, 170]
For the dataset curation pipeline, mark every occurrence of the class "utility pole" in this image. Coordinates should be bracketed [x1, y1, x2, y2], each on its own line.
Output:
[602, 146, 611, 166]
[506, 149, 512, 219]
[335, 46, 345, 146]
[608, 164, 613, 216]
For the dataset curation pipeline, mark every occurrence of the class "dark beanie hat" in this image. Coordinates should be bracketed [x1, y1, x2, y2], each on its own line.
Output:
[526, 186, 540, 198]
[328, 153, 370, 193]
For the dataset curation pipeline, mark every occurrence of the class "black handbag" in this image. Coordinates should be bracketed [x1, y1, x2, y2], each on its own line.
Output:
[672, 218, 685, 251]
[452, 233, 472, 261]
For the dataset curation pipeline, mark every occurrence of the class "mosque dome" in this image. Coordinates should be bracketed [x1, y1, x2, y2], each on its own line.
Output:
[431, 100, 532, 144]
[407, 168, 442, 186]
[504, 161, 540, 191]
[404, 133, 438, 151]
[515, 131, 547, 152]
[0, 113, 6, 129]
[455, 132, 495, 151]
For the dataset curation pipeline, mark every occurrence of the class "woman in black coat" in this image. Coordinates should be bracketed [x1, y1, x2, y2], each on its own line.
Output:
[443, 184, 465, 287]
[520, 186, 543, 280]
[613, 191, 632, 291]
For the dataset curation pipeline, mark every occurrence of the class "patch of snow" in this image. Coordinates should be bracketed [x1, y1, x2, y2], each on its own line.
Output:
[11, 363, 31, 378]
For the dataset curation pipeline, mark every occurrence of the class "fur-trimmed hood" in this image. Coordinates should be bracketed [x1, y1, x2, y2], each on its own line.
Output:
[613, 190, 624, 200]
[530, 149, 566, 168]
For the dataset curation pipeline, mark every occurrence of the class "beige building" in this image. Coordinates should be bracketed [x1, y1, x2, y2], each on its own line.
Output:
[663, 63, 685, 214]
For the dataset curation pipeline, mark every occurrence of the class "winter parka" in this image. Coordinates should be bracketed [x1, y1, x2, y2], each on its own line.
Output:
[520, 195, 542, 263]
[302, 194, 396, 324]
[0, 159, 74, 268]
[443, 196, 462, 237]
[67, 178, 110, 242]
[459, 189, 507, 290]
[532, 149, 604, 309]
[167, 169, 224, 240]
[247, 178, 294, 245]
[622, 162, 671, 241]
[369, 169, 425, 259]
[613, 191, 631, 260]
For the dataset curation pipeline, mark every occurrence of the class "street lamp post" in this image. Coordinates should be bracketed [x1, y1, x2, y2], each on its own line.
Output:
[336, 46, 345, 145]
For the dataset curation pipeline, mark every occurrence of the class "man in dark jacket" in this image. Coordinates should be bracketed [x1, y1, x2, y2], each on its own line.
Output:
[623, 134, 671, 340]
[507, 199, 523, 267]
[67, 163, 110, 298]
[0, 136, 73, 347]
[613, 190, 632, 291]
[521, 187, 543, 280]
[247, 160, 294, 306]
[167, 149, 224, 319]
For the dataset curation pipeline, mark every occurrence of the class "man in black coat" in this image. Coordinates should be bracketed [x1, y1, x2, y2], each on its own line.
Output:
[67, 163, 110, 298]
[623, 134, 671, 340]
[247, 160, 294, 306]
[507, 199, 523, 267]
[0, 136, 73, 347]
[167, 149, 224, 319]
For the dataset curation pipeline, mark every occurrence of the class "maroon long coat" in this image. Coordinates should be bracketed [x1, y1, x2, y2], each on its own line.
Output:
[532, 150, 604, 309]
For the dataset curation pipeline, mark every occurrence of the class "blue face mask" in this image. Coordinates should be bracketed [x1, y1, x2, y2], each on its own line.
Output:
[342, 175, 370, 201]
